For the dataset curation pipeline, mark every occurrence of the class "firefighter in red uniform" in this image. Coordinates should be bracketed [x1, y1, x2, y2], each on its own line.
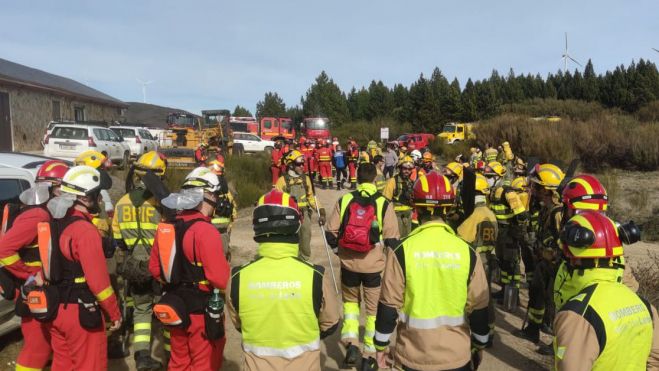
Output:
[317, 140, 333, 189]
[195, 143, 209, 166]
[300, 140, 314, 175]
[31, 165, 121, 370]
[0, 160, 69, 371]
[271, 141, 284, 185]
[347, 140, 359, 190]
[149, 167, 231, 371]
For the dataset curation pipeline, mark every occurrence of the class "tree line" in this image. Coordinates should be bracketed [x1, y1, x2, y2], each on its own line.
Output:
[242, 58, 659, 133]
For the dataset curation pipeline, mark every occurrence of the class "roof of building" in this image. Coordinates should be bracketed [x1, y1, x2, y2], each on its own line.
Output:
[0, 57, 127, 108]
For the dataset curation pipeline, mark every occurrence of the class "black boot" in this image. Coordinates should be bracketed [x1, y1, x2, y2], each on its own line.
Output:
[343, 343, 361, 368]
[360, 356, 378, 370]
[350, 182, 356, 190]
[107, 338, 129, 359]
[513, 323, 540, 344]
[134, 350, 162, 371]
[337, 182, 342, 190]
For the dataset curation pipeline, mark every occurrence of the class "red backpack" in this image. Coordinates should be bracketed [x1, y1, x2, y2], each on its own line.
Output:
[338, 193, 383, 253]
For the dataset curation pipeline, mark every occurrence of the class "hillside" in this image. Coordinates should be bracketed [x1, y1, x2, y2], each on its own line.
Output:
[123, 102, 198, 128]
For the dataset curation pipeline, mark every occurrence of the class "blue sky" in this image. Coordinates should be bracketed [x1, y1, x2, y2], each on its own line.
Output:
[1, 0, 657, 114]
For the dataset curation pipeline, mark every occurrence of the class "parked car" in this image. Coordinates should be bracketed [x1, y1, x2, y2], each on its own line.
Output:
[43, 123, 131, 168]
[396, 133, 436, 149]
[0, 153, 72, 336]
[233, 132, 275, 153]
[110, 126, 158, 158]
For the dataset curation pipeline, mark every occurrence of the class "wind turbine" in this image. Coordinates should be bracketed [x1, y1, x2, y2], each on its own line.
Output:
[136, 78, 154, 103]
[653, 48, 659, 53]
[562, 33, 582, 72]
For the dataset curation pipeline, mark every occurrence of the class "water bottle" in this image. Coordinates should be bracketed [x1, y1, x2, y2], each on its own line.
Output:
[206, 288, 225, 339]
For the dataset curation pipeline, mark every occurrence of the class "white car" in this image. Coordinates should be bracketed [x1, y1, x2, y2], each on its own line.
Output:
[110, 126, 159, 158]
[0, 153, 73, 336]
[43, 123, 131, 168]
[233, 132, 275, 153]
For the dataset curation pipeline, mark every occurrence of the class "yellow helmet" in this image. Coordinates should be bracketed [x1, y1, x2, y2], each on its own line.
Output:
[475, 174, 490, 195]
[510, 176, 528, 191]
[399, 155, 414, 167]
[285, 150, 305, 166]
[135, 151, 166, 176]
[444, 162, 464, 179]
[484, 161, 506, 177]
[74, 150, 106, 169]
[531, 163, 565, 190]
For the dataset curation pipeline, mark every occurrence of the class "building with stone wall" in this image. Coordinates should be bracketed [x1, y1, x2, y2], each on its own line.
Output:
[0, 57, 127, 152]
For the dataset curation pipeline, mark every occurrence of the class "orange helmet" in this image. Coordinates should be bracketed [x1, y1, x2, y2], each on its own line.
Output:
[413, 172, 455, 208]
[561, 211, 622, 260]
[253, 190, 301, 239]
[208, 156, 225, 175]
[562, 175, 608, 212]
[36, 160, 70, 185]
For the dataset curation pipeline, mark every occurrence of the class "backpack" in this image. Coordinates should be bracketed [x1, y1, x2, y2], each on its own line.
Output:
[338, 193, 381, 253]
[1, 203, 28, 238]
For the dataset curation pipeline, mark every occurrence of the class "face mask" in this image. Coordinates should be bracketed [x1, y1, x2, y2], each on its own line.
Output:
[47, 194, 77, 219]
[162, 188, 204, 210]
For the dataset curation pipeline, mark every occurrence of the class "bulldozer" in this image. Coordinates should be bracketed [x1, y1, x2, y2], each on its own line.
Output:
[160, 110, 235, 168]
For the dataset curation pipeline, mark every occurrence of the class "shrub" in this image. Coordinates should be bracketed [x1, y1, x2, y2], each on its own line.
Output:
[331, 119, 412, 145]
[431, 140, 472, 164]
[474, 113, 659, 171]
[632, 252, 659, 308]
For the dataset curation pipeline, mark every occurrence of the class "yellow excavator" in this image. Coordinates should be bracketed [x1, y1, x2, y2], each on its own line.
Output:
[160, 110, 235, 168]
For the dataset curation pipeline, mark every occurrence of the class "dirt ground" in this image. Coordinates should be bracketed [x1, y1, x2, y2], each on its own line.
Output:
[0, 175, 657, 371]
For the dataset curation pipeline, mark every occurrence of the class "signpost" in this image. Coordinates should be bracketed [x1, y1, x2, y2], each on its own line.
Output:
[380, 127, 389, 141]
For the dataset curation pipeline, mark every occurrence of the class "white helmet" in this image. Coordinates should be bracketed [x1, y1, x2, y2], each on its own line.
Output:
[182, 167, 221, 194]
[60, 165, 108, 196]
[410, 149, 422, 162]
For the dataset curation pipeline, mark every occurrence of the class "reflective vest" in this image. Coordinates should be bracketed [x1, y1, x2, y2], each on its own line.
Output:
[394, 222, 473, 329]
[457, 203, 498, 254]
[338, 186, 387, 240]
[489, 187, 525, 224]
[233, 243, 322, 358]
[283, 174, 313, 209]
[484, 148, 498, 163]
[113, 189, 161, 257]
[317, 148, 332, 163]
[393, 175, 414, 212]
[374, 171, 386, 193]
[556, 282, 653, 371]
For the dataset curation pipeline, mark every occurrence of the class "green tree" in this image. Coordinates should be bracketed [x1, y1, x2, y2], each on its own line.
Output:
[460, 79, 478, 121]
[347, 87, 369, 121]
[391, 83, 410, 123]
[582, 59, 599, 102]
[256, 92, 286, 117]
[302, 71, 350, 125]
[232, 105, 253, 117]
[367, 80, 393, 120]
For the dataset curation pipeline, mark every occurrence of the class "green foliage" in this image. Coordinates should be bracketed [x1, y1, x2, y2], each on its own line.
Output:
[256, 92, 286, 118]
[225, 153, 272, 207]
[331, 118, 411, 145]
[232, 105, 253, 117]
[431, 140, 472, 164]
[302, 71, 350, 125]
[474, 113, 659, 171]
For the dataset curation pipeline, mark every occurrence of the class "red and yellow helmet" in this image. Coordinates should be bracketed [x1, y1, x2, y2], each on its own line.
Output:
[561, 211, 623, 260]
[562, 174, 608, 212]
[36, 160, 70, 185]
[483, 161, 506, 177]
[413, 172, 455, 208]
[253, 190, 301, 239]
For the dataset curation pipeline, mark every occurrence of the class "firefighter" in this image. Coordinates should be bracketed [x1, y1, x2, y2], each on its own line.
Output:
[515, 164, 564, 350]
[35, 165, 121, 369]
[374, 171, 490, 370]
[383, 156, 415, 238]
[208, 157, 238, 260]
[333, 144, 348, 190]
[418, 151, 438, 177]
[74, 150, 114, 230]
[510, 176, 536, 287]
[325, 163, 399, 367]
[271, 140, 284, 185]
[226, 190, 340, 370]
[0, 160, 68, 370]
[194, 143, 209, 166]
[112, 151, 167, 370]
[316, 140, 333, 189]
[485, 161, 529, 305]
[484, 143, 498, 163]
[372, 155, 386, 193]
[443, 162, 464, 188]
[367, 140, 381, 160]
[470, 147, 482, 168]
[332, 136, 340, 151]
[275, 150, 325, 261]
[347, 140, 359, 190]
[149, 167, 231, 370]
[457, 173, 498, 347]
[553, 210, 659, 370]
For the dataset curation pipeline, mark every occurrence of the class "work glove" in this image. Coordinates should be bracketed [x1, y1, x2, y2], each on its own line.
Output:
[318, 208, 327, 226]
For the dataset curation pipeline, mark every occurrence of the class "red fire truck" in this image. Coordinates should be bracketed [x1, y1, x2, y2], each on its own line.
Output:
[229, 116, 259, 135]
[259, 117, 295, 140]
[301, 117, 331, 141]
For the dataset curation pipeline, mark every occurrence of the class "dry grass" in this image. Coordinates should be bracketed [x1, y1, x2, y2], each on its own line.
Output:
[632, 252, 659, 308]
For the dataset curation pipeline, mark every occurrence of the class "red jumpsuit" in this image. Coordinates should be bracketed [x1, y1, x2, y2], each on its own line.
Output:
[149, 211, 231, 371]
[271, 148, 283, 185]
[0, 207, 52, 370]
[195, 148, 208, 165]
[47, 209, 121, 370]
[316, 146, 333, 188]
[348, 146, 359, 186]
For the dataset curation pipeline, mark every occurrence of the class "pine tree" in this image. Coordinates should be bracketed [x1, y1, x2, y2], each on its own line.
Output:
[232, 105, 253, 117]
[302, 71, 350, 125]
[256, 92, 286, 117]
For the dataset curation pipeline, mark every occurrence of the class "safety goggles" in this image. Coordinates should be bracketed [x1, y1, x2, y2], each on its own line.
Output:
[294, 161, 305, 167]
[401, 165, 414, 170]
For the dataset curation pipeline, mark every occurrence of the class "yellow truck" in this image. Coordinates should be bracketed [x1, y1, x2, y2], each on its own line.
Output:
[438, 122, 475, 144]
